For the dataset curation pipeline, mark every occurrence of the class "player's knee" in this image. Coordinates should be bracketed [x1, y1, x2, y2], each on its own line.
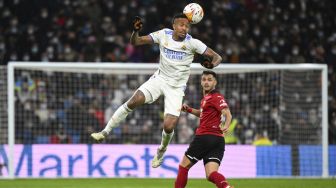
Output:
[126, 100, 138, 110]
[163, 125, 174, 133]
[179, 158, 193, 169]
[127, 90, 146, 109]
[163, 115, 178, 133]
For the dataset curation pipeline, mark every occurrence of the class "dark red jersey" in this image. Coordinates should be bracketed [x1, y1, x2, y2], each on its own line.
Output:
[195, 90, 229, 137]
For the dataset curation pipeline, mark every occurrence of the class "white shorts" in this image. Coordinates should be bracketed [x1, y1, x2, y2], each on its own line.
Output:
[138, 75, 185, 117]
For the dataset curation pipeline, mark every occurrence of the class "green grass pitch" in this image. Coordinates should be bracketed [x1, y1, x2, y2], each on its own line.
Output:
[0, 178, 336, 188]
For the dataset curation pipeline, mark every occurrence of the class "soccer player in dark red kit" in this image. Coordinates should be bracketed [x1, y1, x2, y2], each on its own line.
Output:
[175, 70, 234, 188]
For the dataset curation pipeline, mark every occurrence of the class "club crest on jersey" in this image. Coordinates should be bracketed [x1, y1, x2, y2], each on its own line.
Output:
[181, 45, 186, 50]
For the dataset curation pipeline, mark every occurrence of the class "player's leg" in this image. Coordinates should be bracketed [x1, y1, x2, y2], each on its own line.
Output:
[175, 135, 205, 188]
[90, 90, 146, 142]
[175, 155, 194, 188]
[206, 163, 233, 188]
[203, 136, 233, 188]
[161, 114, 178, 148]
[205, 162, 233, 188]
[152, 114, 178, 168]
[152, 85, 184, 167]
[91, 76, 161, 142]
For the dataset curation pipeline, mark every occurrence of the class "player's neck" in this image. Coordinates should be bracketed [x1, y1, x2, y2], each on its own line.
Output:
[172, 33, 185, 41]
[203, 88, 215, 96]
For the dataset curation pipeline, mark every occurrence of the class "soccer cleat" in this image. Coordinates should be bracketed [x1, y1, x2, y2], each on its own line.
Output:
[151, 147, 167, 168]
[225, 185, 234, 188]
[90, 131, 107, 143]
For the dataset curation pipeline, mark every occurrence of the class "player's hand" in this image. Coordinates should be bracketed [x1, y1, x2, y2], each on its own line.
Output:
[133, 16, 143, 32]
[201, 60, 214, 69]
[181, 104, 192, 113]
[220, 124, 230, 134]
[200, 56, 214, 69]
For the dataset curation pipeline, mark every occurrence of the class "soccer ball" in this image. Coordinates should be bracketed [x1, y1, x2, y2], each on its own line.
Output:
[183, 3, 204, 24]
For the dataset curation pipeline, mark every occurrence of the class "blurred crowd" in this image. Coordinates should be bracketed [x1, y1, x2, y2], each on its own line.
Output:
[0, 0, 335, 144]
[11, 69, 325, 145]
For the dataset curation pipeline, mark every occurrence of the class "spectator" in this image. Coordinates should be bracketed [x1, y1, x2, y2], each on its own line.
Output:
[252, 132, 273, 146]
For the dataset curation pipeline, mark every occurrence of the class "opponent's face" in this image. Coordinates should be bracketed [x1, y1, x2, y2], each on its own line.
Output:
[173, 18, 190, 39]
[201, 74, 217, 93]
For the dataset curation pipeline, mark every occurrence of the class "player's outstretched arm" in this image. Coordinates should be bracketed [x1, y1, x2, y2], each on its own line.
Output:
[220, 108, 232, 134]
[181, 104, 200, 117]
[201, 47, 222, 69]
[130, 16, 153, 46]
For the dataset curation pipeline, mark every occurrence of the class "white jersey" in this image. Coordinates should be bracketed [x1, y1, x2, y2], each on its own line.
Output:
[149, 28, 207, 87]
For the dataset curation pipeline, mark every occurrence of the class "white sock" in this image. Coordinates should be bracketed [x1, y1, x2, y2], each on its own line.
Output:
[103, 103, 132, 135]
[159, 129, 174, 150]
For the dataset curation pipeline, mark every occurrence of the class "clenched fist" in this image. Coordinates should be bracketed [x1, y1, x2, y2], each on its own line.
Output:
[133, 16, 143, 32]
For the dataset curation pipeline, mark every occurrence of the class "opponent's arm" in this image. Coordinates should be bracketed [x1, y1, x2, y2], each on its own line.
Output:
[219, 108, 232, 134]
[181, 104, 200, 117]
[201, 47, 222, 69]
[130, 16, 153, 46]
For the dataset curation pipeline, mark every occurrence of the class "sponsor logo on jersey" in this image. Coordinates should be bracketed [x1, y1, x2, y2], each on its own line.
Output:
[163, 47, 187, 60]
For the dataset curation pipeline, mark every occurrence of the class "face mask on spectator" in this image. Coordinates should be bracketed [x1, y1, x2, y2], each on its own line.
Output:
[236, 29, 242, 37]
[289, 2, 295, 10]
[254, 28, 260, 36]
[23, 54, 30, 61]
[272, 46, 279, 54]
[11, 18, 18, 26]
[107, 1, 113, 8]
[332, 46, 336, 54]
[65, 47, 71, 53]
[278, 39, 285, 46]
[28, 26, 34, 34]
[3, 9, 10, 17]
[41, 10, 48, 18]
[32, 45, 38, 54]
[292, 48, 299, 55]
[47, 46, 54, 53]
[10, 53, 17, 60]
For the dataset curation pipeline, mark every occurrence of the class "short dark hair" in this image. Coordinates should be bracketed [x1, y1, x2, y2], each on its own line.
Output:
[172, 13, 189, 24]
[202, 70, 217, 79]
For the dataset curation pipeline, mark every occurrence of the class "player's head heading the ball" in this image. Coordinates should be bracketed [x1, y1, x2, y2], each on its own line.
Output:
[172, 13, 189, 24]
[172, 14, 190, 41]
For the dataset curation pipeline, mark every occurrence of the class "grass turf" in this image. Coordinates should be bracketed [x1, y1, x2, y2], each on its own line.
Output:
[0, 178, 335, 188]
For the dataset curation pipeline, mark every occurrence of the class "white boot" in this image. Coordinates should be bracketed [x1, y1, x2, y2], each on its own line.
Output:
[90, 131, 107, 142]
[151, 147, 167, 168]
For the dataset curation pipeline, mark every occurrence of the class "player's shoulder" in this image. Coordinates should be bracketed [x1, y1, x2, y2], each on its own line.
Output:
[185, 33, 193, 41]
[203, 90, 222, 100]
[210, 90, 225, 99]
[162, 28, 193, 40]
[152, 28, 170, 36]
[186, 34, 206, 48]
[162, 28, 173, 35]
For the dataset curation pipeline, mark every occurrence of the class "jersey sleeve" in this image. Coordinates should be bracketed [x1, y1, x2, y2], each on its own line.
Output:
[212, 94, 229, 112]
[191, 38, 207, 54]
[149, 29, 164, 44]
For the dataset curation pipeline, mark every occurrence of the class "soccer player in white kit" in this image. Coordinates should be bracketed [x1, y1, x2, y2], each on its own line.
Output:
[91, 14, 222, 168]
